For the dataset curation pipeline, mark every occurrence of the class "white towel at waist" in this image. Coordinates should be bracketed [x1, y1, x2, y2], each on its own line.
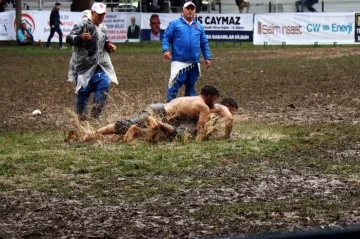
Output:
[168, 61, 201, 88]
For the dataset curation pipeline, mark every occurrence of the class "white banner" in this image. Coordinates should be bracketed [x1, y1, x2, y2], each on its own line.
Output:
[0, 11, 142, 43]
[0, 12, 15, 40]
[1, 11, 81, 42]
[197, 13, 253, 41]
[254, 12, 357, 45]
[197, 13, 253, 32]
[104, 12, 141, 42]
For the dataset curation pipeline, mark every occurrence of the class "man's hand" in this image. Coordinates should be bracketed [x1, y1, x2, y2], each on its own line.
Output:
[51, 25, 54, 28]
[204, 60, 211, 69]
[108, 43, 116, 53]
[163, 51, 172, 60]
[82, 30, 92, 41]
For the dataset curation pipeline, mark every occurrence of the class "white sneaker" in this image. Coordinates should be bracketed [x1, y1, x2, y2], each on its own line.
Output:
[60, 46, 68, 50]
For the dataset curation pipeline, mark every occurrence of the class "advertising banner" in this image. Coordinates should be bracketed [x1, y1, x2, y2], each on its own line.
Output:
[1, 11, 141, 43]
[5, 11, 81, 42]
[105, 12, 141, 42]
[197, 13, 253, 41]
[0, 12, 15, 40]
[1, 12, 253, 43]
[140, 13, 254, 42]
[140, 13, 175, 41]
[254, 12, 358, 45]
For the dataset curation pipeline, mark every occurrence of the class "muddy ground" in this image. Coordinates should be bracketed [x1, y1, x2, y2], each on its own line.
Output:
[2, 46, 360, 132]
[1, 46, 360, 238]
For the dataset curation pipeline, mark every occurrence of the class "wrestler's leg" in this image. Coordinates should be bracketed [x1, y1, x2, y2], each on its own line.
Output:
[124, 125, 147, 142]
[148, 116, 175, 135]
[97, 124, 117, 135]
[147, 116, 159, 129]
[82, 123, 116, 142]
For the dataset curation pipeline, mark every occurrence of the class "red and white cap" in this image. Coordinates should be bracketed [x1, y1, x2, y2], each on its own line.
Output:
[91, 3, 107, 14]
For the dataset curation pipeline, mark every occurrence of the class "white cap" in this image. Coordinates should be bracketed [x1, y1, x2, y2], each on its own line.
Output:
[183, 1, 196, 8]
[91, 2, 107, 14]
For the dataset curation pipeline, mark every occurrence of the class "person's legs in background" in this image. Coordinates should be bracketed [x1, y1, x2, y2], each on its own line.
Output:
[238, 3, 243, 13]
[90, 70, 110, 119]
[166, 70, 187, 102]
[245, 2, 250, 13]
[184, 65, 199, 97]
[55, 26, 66, 49]
[295, 0, 303, 12]
[305, 0, 317, 12]
[46, 28, 56, 48]
[76, 86, 91, 121]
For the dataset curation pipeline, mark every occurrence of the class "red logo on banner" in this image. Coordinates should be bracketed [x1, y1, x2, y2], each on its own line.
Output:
[14, 13, 36, 33]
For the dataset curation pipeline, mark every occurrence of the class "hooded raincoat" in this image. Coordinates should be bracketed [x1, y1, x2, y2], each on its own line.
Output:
[66, 19, 118, 94]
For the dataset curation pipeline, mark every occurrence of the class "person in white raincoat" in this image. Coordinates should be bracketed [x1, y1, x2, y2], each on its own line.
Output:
[66, 3, 118, 121]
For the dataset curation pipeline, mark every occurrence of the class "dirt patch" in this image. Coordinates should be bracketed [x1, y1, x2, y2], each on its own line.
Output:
[1, 168, 359, 238]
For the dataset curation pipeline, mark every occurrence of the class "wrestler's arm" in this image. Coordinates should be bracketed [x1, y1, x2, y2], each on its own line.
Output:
[196, 104, 210, 134]
[211, 104, 234, 139]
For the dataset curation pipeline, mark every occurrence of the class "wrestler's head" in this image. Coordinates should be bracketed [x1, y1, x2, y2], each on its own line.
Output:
[200, 85, 220, 109]
[221, 98, 238, 115]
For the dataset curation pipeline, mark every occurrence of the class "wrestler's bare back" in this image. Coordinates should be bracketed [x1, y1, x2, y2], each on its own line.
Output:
[163, 96, 209, 120]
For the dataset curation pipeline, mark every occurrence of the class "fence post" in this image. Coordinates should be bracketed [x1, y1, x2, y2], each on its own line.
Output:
[269, 2, 271, 13]
[322, 1, 324, 12]
[219, 0, 221, 14]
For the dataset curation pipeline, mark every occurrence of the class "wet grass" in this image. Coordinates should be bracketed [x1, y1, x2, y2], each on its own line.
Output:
[1, 123, 359, 201]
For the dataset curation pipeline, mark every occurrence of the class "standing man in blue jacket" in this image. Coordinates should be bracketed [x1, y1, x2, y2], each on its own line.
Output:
[46, 2, 67, 49]
[162, 1, 211, 102]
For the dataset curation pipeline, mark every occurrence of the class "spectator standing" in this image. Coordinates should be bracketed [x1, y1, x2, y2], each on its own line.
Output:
[151, 0, 164, 12]
[5, 0, 14, 8]
[236, 0, 250, 13]
[162, 1, 211, 102]
[66, 2, 118, 121]
[295, 0, 318, 12]
[46, 2, 67, 49]
[193, 0, 202, 13]
[140, 0, 150, 12]
[171, 0, 185, 13]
